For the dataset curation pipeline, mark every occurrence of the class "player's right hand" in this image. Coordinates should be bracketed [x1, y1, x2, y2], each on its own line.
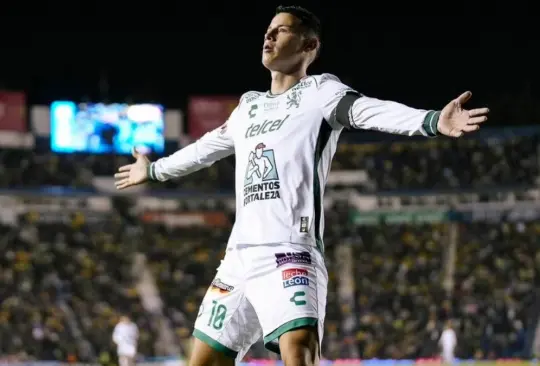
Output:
[114, 148, 151, 190]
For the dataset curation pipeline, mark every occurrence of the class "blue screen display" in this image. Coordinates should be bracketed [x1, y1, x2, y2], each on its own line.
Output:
[50, 101, 165, 154]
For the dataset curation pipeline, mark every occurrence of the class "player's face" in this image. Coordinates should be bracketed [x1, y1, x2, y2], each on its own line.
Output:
[262, 13, 308, 72]
[256, 148, 263, 158]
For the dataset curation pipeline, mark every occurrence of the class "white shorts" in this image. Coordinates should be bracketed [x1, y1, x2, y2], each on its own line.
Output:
[193, 243, 327, 360]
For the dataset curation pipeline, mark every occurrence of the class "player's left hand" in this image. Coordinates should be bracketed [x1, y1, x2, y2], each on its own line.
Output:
[437, 91, 489, 138]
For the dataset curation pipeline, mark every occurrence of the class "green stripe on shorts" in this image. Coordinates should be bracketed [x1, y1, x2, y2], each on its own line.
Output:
[193, 329, 238, 359]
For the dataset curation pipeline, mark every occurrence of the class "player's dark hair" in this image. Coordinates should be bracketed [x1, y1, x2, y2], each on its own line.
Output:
[276, 5, 321, 56]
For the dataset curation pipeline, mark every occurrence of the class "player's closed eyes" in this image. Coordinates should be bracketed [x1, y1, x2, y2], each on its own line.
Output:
[265, 27, 290, 38]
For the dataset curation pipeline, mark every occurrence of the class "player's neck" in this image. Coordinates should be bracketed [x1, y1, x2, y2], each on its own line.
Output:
[270, 71, 306, 95]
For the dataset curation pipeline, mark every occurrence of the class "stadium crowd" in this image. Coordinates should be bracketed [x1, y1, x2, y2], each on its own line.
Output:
[0, 129, 538, 193]
[334, 130, 540, 191]
[0, 213, 158, 363]
[453, 222, 538, 359]
[0, 130, 539, 362]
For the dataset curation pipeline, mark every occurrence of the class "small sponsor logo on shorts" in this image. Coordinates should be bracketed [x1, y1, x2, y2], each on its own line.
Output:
[290, 291, 307, 306]
[282, 268, 309, 288]
[210, 278, 234, 294]
[300, 217, 309, 233]
[275, 251, 311, 267]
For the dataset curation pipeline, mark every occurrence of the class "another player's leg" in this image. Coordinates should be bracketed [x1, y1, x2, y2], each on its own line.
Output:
[442, 348, 455, 365]
[189, 248, 261, 366]
[118, 355, 135, 366]
[245, 244, 327, 366]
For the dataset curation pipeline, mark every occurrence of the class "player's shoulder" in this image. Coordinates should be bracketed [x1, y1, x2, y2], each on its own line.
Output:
[313, 73, 342, 85]
[239, 91, 265, 106]
[229, 91, 265, 119]
[310, 73, 345, 89]
[312, 73, 360, 98]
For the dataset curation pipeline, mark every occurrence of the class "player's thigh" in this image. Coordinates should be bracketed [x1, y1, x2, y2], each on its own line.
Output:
[193, 251, 261, 362]
[245, 244, 327, 354]
[279, 327, 320, 366]
[189, 337, 235, 366]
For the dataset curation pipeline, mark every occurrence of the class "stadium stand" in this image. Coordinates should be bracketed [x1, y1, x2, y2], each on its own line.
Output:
[453, 222, 538, 359]
[349, 223, 448, 359]
[1, 128, 538, 193]
[334, 129, 540, 192]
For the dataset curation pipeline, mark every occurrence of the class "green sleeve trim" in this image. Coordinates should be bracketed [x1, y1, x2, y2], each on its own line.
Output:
[192, 329, 238, 359]
[422, 110, 440, 137]
[263, 317, 318, 354]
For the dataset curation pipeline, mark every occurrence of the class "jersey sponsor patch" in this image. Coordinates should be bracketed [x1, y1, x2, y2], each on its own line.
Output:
[243, 143, 281, 206]
[219, 123, 228, 135]
[243, 91, 263, 104]
[210, 278, 234, 294]
[282, 268, 309, 288]
[245, 115, 289, 139]
[248, 104, 258, 118]
[275, 251, 311, 267]
[292, 78, 313, 91]
[300, 216, 309, 233]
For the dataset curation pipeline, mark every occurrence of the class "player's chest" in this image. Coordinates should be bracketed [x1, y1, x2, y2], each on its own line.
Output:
[233, 96, 321, 145]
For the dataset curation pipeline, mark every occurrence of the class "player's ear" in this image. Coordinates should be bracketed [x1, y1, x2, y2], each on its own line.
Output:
[303, 37, 318, 53]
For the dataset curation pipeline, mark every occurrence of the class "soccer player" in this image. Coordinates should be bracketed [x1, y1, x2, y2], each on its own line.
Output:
[439, 320, 457, 364]
[114, 6, 489, 366]
[112, 315, 139, 366]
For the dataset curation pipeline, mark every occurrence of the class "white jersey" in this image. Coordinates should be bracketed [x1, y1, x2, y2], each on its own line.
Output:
[151, 74, 437, 251]
[113, 321, 139, 356]
[440, 328, 457, 349]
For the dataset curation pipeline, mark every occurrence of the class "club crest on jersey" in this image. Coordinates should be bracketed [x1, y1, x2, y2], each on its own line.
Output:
[286, 90, 302, 109]
[243, 143, 280, 206]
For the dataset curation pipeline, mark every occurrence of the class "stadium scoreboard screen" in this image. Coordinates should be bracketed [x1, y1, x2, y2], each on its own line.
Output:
[50, 101, 165, 155]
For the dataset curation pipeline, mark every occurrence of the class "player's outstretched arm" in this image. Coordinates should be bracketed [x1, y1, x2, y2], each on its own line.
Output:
[319, 75, 489, 138]
[114, 123, 234, 190]
[342, 91, 488, 138]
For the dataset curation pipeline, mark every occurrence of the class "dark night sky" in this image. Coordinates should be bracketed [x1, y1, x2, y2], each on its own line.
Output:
[1, 2, 538, 126]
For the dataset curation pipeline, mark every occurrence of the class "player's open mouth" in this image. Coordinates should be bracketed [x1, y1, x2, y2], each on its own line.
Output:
[263, 44, 274, 53]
